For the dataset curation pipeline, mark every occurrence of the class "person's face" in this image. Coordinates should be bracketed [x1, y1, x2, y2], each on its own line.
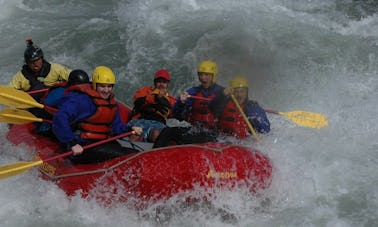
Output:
[233, 87, 248, 104]
[154, 78, 169, 91]
[198, 72, 214, 89]
[96, 83, 113, 99]
[27, 58, 43, 73]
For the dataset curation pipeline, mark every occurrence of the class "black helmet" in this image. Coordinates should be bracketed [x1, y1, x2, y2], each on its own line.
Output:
[24, 39, 44, 63]
[67, 69, 90, 86]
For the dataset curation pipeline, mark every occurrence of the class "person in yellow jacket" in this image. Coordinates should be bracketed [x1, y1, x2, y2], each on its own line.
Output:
[8, 39, 71, 133]
[9, 39, 71, 100]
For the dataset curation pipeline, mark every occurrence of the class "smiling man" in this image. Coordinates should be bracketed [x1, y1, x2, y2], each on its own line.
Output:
[173, 60, 224, 129]
[52, 66, 141, 164]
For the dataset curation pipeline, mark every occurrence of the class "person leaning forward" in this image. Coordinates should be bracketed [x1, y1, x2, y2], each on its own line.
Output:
[52, 66, 142, 164]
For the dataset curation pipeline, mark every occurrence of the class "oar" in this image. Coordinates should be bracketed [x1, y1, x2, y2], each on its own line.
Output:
[0, 86, 57, 112]
[264, 109, 328, 128]
[0, 108, 52, 124]
[168, 94, 211, 102]
[230, 94, 259, 140]
[188, 95, 211, 101]
[27, 88, 49, 95]
[0, 131, 136, 179]
[184, 92, 328, 129]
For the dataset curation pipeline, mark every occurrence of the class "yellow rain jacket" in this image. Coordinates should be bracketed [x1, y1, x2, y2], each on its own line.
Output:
[9, 62, 71, 91]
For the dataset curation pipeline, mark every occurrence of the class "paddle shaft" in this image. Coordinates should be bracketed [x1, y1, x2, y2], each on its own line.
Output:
[188, 97, 281, 116]
[188, 95, 211, 101]
[0, 131, 135, 179]
[263, 108, 281, 115]
[27, 88, 58, 114]
[0, 108, 53, 124]
[27, 88, 50, 95]
[230, 94, 259, 139]
[168, 94, 211, 102]
[0, 86, 57, 112]
[188, 96, 279, 116]
[42, 131, 135, 162]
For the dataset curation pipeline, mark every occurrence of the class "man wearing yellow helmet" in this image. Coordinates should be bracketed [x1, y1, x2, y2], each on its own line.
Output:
[52, 66, 141, 163]
[211, 76, 270, 138]
[173, 60, 224, 129]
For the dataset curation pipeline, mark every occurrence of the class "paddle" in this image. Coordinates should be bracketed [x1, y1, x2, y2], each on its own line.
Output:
[187, 95, 211, 101]
[0, 108, 52, 124]
[0, 131, 136, 179]
[0, 86, 57, 112]
[230, 94, 259, 140]
[186, 94, 328, 128]
[26, 88, 49, 95]
[264, 109, 328, 128]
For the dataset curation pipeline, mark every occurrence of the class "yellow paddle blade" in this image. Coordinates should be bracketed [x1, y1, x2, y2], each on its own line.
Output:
[282, 110, 328, 128]
[0, 108, 43, 124]
[0, 160, 43, 179]
[0, 85, 44, 109]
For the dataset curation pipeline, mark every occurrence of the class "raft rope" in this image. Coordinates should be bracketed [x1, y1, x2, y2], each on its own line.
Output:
[39, 143, 231, 180]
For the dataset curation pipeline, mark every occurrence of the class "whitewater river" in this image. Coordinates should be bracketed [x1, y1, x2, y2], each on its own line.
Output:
[0, 0, 377, 226]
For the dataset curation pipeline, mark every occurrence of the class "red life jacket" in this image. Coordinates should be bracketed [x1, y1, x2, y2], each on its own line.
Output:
[131, 86, 175, 123]
[189, 92, 217, 129]
[217, 100, 249, 138]
[67, 84, 118, 140]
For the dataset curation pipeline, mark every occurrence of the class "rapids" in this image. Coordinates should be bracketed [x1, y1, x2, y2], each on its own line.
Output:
[0, 0, 377, 226]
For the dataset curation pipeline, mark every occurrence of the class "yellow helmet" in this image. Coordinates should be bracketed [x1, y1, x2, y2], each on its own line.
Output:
[92, 66, 116, 89]
[230, 76, 249, 89]
[197, 60, 218, 82]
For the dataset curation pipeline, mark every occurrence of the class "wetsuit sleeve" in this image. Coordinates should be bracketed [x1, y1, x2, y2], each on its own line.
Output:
[172, 87, 195, 121]
[43, 63, 72, 86]
[245, 101, 270, 133]
[9, 71, 30, 91]
[43, 87, 65, 107]
[111, 105, 132, 135]
[52, 93, 96, 144]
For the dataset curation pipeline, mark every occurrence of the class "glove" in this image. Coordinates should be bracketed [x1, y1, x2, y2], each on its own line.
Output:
[151, 88, 160, 95]
[131, 126, 143, 135]
[180, 92, 189, 103]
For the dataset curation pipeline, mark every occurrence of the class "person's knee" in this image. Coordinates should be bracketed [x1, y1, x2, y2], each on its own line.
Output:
[148, 128, 161, 142]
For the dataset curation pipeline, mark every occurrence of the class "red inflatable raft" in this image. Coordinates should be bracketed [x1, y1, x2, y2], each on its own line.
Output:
[6, 103, 272, 206]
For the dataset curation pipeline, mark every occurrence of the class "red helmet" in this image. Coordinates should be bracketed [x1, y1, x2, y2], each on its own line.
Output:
[154, 69, 170, 81]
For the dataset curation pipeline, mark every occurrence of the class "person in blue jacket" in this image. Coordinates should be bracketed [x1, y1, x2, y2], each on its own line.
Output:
[44, 69, 90, 108]
[52, 66, 141, 164]
[173, 60, 224, 129]
[211, 76, 270, 138]
[34, 69, 90, 134]
[154, 61, 224, 147]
